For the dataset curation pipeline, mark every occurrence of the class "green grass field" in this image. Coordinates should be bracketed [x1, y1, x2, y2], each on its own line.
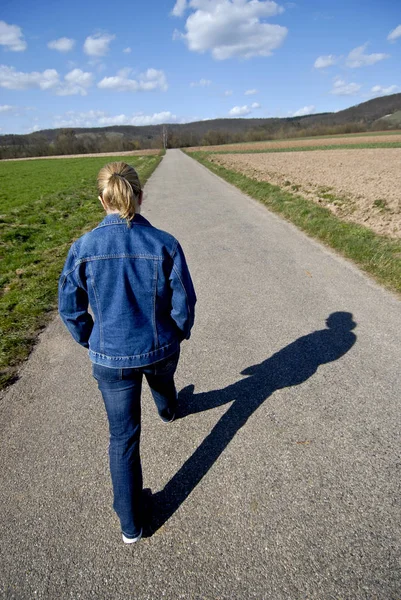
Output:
[189, 151, 401, 297]
[0, 153, 162, 389]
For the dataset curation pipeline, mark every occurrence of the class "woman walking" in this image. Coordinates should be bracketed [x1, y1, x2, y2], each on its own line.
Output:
[58, 161, 196, 543]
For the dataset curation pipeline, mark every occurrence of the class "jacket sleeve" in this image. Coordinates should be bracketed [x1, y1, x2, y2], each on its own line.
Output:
[170, 241, 196, 340]
[58, 243, 94, 348]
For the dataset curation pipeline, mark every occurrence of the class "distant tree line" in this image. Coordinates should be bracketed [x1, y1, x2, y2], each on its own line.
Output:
[1, 97, 400, 160]
[168, 121, 373, 148]
[0, 121, 388, 160]
[0, 129, 160, 160]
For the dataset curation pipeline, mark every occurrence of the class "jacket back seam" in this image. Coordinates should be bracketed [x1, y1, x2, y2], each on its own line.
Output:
[75, 255, 161, 263]
[172, 263, 191, 320]
[152, 261, 159, 349]
[89, 340, 177, 361]
[88, 262, 104, 353]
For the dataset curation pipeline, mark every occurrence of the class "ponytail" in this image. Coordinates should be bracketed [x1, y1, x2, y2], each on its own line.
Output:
[97, 162, 142, 222]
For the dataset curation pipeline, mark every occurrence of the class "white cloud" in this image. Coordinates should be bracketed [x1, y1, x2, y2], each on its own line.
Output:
[0, 21, 27, 51]
[0, 104, 15, 113]
[224, 89, 233, 96]
[229, 105, 251, 116]
[330, 77, 361, 96]
[190, 78, 212, 87]
[54, 110, 180, 128]
[48, 37, 76, 52]
[123, 47, 132, 53]
[315, 45, 389, 70]
[229, 102, 261, 116]
[245, 88, 258, 95]
[172, 29, 184, 41]
[314, 54, 338, 69]
[57, 69, 94, 96]
[345, 43, 389, 68]
[100, 111, 179, 126]
[0, 65, 93, 95]
[387, 25, 401, 42]
[83, 33, 115, 57]
[54, 110, 108, 128]
[370, 84, 399, 97]
[172, 0, 187, 17]
[175, 0, 288, 60]
[0, 65, 60, 90]
[98, 68, 168, 92]
[290, 105, 316, 117]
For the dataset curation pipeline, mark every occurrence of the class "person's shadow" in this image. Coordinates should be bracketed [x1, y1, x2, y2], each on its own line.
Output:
[147, 311, 357, 535]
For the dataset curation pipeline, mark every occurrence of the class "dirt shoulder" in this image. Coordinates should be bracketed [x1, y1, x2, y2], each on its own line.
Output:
[209, 148, 401, 239]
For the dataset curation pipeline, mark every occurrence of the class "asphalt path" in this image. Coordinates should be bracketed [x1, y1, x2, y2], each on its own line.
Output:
[0, 149, 400, 599]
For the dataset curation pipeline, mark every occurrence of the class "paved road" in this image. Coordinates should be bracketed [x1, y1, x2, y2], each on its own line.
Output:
[1, 149, 400, 599]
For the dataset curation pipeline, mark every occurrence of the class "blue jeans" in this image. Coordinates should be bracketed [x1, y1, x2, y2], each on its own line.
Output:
[92, 349, 180, 538]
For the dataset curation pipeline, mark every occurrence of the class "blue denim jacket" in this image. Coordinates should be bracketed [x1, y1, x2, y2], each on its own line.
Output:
[58, 213, 196, 368]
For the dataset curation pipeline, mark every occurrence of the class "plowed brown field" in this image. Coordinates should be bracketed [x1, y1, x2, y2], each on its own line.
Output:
[209, 148, 401, 238]
[187, 133, 401, 153]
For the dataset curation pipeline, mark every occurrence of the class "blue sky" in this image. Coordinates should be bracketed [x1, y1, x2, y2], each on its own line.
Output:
[0, 0, 400, 134]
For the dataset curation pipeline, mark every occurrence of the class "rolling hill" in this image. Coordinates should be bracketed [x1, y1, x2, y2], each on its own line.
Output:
[1, 93, 401, 159]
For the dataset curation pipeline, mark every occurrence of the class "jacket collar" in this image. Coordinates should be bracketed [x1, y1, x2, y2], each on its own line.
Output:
[97, 213, 151, 228]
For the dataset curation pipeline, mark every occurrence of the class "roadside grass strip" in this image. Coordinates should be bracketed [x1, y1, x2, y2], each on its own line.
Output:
[199, 142, 401, 155]
[0, 153, 162, 389]
[189, 151, 401, 296]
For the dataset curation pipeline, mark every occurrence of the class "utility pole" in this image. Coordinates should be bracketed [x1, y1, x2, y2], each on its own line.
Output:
[162, 125, 168, 149]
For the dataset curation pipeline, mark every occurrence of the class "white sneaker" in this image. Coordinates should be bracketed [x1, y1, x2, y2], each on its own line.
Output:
[122, 528, 143, 544]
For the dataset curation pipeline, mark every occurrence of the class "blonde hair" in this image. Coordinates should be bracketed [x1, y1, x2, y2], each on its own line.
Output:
[97, 162, 142, 221]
